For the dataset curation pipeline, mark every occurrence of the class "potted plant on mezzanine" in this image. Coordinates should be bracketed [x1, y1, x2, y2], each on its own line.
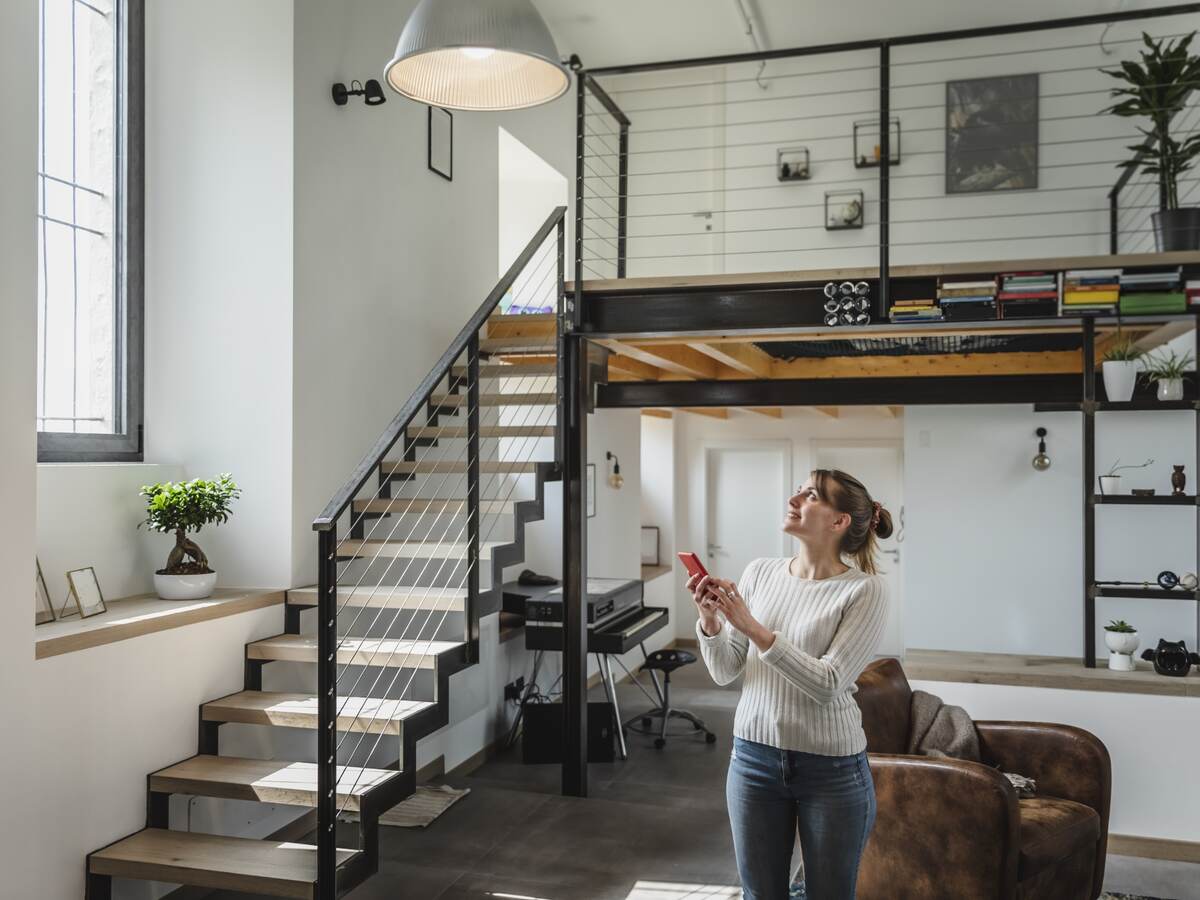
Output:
[1142, 348, 1194, 402]
[1103, 32, 1200, 251]
[1101, 336, 1142, 403]
[140, 474, 241, 600]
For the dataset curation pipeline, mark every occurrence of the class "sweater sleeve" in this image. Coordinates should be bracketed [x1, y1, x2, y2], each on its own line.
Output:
[694, 558, 760, 686]
[756, 575, 887, 703]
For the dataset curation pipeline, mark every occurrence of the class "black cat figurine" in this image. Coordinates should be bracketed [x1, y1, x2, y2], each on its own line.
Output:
[1140, 639, 1200, 677]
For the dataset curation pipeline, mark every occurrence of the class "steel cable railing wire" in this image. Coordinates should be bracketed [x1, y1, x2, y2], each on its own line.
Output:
[328, 239, 557, 569]
[331, 331, 560, 802]
[329, 275, 560, 732]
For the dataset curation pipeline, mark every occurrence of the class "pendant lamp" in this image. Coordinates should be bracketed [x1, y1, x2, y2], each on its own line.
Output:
[384, 0, 570, 111]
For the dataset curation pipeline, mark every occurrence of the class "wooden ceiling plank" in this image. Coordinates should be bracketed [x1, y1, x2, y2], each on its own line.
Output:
[744, 407, 783, 418]
[602, 351, 664, 381]
[810, 407, 840, 419]
[768, 350, 1086, 380]
[688, 342, 775, 378]
[680, 407, 729, 419]
[641, 409, 673, 419]
[595, 339, 718, 379]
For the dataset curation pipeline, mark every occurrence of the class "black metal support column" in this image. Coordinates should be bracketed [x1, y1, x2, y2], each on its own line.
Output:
[466, 334, 481, 663]
[1082, 318, 1096, 668]
[561, 332, 589, 798]
[555, 218, 567, 469]
[316, 527, 338, 900]
[1109, 191, 1119, 255]
[878, 42, 891, 319]
[617, 125, 629, 278]
[573, 74, 586, 330]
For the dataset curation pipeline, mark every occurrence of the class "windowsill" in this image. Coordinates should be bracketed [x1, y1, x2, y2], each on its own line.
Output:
[36, 588, 285, 660]
[641, 564, 672, 583]
[903, 647, 1200, 698]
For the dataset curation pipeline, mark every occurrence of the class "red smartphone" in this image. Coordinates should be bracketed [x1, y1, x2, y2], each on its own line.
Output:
[677, 551, 709, 580]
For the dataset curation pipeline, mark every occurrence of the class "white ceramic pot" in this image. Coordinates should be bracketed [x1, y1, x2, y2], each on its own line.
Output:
[1157, 378, 1184, 402]
[1105, 630, 1140, 671]
[1098, 475, 1121, 495]
[1101, 360, 1139, 403]
[154, 571, 217, 601]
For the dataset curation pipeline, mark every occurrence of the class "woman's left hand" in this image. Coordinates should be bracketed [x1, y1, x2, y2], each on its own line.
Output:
[707, 577, 775, 651]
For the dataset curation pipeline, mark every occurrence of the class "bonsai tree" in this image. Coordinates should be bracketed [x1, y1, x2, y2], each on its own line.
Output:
[140, 474, 241, 574]
[1102, 32, 1200, 210]
[1105, 619, 1137, 633]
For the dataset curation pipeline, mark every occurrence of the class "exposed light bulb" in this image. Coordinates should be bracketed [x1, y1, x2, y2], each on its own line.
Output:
[1032, 427, 1051, 471]
[460, 47, 496, 60]
[609, 471, 624, 490]
[606, 451, 623, 490]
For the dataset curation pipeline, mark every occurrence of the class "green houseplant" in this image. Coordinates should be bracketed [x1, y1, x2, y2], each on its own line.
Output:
[140, 474, 241, 600]
[1101, 334, 1143, 402]
[1104, 620, 1140, 671]
[1102, 31, 1200, 250]
[1142, 348, 1194, 401]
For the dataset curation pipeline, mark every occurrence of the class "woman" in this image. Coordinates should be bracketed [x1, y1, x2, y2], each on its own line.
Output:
[689, 468, 892, 900]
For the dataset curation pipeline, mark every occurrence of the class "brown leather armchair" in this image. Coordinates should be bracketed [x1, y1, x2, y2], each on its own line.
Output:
[853, 658, 1111, 900]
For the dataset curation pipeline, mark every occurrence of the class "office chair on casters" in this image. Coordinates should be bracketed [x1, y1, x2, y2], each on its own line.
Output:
[623, 648, 717, 749]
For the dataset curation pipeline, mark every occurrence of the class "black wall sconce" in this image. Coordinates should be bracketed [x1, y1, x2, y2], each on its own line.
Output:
[606, 451, 624, 490]
[1032, 427, 1051, 471]
[332, 79, 387, 107]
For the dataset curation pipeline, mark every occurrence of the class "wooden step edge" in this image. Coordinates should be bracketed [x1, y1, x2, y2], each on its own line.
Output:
[149, 755, 399, 811]
[350, 497, 518, 514]
[428, 392, 557, 406]
[89, 828, 356, 899]
[285, 585, 468, 609]
[246, 634, 462, 668]
[336, 539, 509, 559]
[381, 461, 538, 475]
[404, 426, 556, 439]
[201, 691, 436, 735]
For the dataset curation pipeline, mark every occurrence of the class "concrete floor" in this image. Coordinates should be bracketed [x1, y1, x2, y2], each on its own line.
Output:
[214, 660, 1199, 900]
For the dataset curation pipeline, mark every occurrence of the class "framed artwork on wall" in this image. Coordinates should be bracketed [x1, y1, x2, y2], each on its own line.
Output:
[61, 566, 107, 619]
[35, 559, 55, 625]
[428, 106, 453, 181]
[640, 526, 660, 566]
[586, 464, 596, 518]
[946, 73, 1039, 194]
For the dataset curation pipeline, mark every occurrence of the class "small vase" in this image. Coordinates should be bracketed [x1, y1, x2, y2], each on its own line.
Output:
[1158, 378, 1184, 402]
[1105, 630, 1140, 671]
[1172, 465, 1187, 496]
[1098, 475, 1121, 495]
[1101, 360, 1139, 403]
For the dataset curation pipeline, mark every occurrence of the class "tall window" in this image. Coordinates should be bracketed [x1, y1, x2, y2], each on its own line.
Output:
[37, 0, 142, 462]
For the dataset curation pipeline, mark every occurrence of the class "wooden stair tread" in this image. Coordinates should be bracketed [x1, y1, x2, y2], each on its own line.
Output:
[351, 497, 517, 515]
[287, 585, 467, 611]
[248, 634, 461, 668]
[150, 755, 397, 810]
[478, 337, 556, 353]
[89, 828, 355, 899]
[407, 424, 555, 439]
[383, 460, 539, 475]
[450, 362, 555, 378]
[429, 392, 556, 406]
[203, 691, 435, 735]
[337, 539, 507, 559]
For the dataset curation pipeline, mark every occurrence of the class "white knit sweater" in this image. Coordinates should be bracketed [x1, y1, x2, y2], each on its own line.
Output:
[695, 557, 887, 756]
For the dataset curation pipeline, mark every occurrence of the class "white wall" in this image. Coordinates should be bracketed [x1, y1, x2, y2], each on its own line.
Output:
[903, 401, 1197, 658]
[498, 128, 569, 313]
[144, 0, 295, 590]
[0, 1, 43, 896]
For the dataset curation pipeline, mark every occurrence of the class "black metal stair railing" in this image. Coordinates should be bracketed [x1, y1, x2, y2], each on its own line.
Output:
[313, 206, 566, 898]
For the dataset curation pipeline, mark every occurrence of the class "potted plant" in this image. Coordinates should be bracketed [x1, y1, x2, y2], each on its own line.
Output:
[1101, 335, 1142, 403]
[1104, 619, 1140, 672]
[1103, 32, 1200, 251]
[1142, 348, 1194, 401]
[1099, 457, 1153, 495]
[140, 474, 241, 600]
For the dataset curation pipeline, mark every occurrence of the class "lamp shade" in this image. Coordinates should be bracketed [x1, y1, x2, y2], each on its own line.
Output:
[384, 0, 570, 111]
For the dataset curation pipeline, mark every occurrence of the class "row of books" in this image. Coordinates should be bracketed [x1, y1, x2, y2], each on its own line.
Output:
[886, 266, 1198, 323]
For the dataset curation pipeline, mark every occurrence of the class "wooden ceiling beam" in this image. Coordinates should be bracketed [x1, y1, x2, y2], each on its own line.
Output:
[680, 407, 729, 419]
[641, 409, 673, 419]
[604, 353, 664, 381]
[810, 406, 840, 419]
[594, 339, 719, 379]
[1132, 321, 1195, 354]
[688, 342, 775, 378]
[744, 407, 783, 418]
[769, 350, 1088, 380]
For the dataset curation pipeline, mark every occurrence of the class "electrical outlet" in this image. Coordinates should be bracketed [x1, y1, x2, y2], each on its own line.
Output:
[504, 676, 525, 701]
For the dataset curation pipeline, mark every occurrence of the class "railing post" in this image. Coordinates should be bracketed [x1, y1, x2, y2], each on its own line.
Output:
[617, 124, 629, 279]
[573, 73, 586, 330]
[878, 41, 890, 320]
[556, 217, 567, 469]
[466, 333, 480, 663]
[316, 526, 338, 900]
[1109, 190, 1118, 255]
[1082, 317, 1096, 669]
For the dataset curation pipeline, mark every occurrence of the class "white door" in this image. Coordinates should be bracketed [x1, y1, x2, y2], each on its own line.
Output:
[812, 442, 905, 657]
[705, 446, 790, 593]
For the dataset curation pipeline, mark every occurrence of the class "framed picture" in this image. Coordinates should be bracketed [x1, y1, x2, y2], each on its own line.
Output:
[946, 73, 1038, 194]
[62, 566, 107, 619]
[586, 464, 596, 518]
[428, 106, 453, 181]
[640, 526, 660, 566]
[35, 559, 55, 625]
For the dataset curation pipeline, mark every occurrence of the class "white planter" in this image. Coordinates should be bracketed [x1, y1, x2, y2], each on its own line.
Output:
[1157, 378, 1184, 402]
[1098, 475, 1121, 495]
[1105, 630, 1140, 671]
[154, 571, 217, 601]
[1101, 360, 1139, 403]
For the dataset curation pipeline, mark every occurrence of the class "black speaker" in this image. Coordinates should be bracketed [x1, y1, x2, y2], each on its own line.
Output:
[521, 701, 615, 764]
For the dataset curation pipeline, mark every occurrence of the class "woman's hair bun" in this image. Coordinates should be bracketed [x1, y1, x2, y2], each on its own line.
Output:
[873, 506, 894, 539]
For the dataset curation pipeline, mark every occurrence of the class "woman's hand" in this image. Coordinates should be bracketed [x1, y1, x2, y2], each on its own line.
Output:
[687, 573, 723, 636]
[706, 577, 775, 652]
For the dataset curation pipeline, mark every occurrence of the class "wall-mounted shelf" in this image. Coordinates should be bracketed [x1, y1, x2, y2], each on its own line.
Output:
[1094, 494, 1197, 505]
[1035, 400, 1198, 412]
[1094, 586, 1197, 600]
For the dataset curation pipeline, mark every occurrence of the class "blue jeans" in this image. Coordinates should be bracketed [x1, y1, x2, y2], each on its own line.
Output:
[726, 736, 876, 900]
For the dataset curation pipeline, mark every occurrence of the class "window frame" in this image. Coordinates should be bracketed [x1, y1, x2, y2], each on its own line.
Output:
[37, 0, 144, 463]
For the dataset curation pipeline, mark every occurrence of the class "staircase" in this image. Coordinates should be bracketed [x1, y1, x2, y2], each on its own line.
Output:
[86, 208, 571, 899]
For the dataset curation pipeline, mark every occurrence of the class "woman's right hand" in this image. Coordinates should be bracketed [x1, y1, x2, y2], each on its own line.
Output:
[688, 573, 722, 636]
